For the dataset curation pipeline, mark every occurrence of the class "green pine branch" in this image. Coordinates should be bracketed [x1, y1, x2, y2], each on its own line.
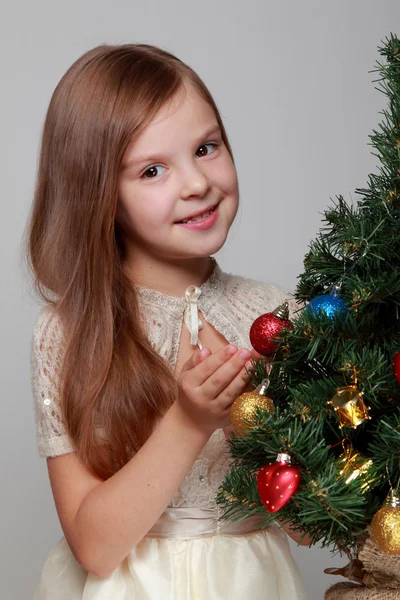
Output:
[217, 33, 400, 554]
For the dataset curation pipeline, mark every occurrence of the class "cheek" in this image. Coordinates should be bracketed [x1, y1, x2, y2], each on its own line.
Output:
[117, 180, 172, 233]
[117, 184, 149, 235]
[215, 155, 239, 194]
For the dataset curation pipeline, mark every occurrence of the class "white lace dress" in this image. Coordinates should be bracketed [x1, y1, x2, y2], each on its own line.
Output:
[31, 260, 307, 600]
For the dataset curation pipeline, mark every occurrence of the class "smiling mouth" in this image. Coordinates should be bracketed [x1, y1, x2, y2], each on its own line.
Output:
[177, 204, 218, 224]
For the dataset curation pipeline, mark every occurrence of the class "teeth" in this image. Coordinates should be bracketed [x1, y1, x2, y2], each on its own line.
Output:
[182, 207, 214, 224]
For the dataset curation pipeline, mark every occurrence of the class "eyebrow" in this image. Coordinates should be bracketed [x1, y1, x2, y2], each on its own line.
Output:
[122, 124, 222, 171]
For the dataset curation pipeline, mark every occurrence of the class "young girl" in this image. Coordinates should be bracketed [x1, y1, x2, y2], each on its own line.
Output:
[27, 43, 307, 599]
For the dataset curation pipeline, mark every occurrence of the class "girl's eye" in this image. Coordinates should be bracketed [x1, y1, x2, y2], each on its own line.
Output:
[141, 165, 166, 180]
[140, 143, 218, 180]
[196, 142, 218, 158]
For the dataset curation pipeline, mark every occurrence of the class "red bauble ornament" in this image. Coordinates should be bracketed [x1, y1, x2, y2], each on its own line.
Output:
[250, 302, 293, 356]
[256, 453, 301, 513]
[393, 352, 400, 385]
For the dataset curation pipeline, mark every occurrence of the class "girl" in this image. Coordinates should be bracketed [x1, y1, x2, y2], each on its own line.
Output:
[27, 43, 307, 599]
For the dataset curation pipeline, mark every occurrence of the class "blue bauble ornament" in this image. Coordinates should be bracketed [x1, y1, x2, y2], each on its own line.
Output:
[307, 287, 348, 321]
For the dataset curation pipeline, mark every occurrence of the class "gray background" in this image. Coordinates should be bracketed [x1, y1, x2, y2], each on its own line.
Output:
[1, 1, 398, 598]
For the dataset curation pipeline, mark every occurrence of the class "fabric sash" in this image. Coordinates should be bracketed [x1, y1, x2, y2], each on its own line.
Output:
[145, 506, 267, 539]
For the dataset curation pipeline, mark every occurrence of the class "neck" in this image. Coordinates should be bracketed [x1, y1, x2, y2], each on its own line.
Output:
[123, 252, 215, 297]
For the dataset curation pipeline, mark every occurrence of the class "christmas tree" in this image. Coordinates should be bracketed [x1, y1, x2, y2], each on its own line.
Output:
[217, 33, 400, 564]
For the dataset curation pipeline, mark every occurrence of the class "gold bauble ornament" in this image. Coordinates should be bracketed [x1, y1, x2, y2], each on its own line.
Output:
[230, 379, 274, 434]
[371, 489, 400, 554]
[327, 385, 371, 428]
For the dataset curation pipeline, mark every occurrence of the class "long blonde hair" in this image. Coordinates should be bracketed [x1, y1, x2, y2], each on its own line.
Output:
[24, 44, 234, 479]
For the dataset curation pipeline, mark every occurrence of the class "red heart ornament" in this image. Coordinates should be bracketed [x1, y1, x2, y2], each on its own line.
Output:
[393, 352, 400, 385]
[257, 459, 301, 513]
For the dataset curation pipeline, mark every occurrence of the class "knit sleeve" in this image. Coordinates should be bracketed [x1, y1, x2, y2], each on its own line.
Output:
[31, 306, 75, 457]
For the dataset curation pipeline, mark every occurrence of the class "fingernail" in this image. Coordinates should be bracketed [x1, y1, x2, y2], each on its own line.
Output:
[245, 360, 253, 370]
[239, 349, 251, 360]
[225, 345, 237, 356]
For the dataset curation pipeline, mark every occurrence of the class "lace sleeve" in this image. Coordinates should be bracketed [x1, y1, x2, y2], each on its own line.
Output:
[31, 307, 75, 457]
[226, 274, 303, 324]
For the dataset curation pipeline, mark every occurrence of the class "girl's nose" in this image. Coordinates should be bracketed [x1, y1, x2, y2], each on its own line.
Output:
[180, 164, 210, 199]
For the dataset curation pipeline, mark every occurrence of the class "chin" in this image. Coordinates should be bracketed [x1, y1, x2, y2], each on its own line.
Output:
[189, 238, 228, 258]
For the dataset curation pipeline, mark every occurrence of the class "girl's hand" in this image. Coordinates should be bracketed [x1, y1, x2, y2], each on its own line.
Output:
[176, 344, 260, 434]
[279, 522, 313, 546]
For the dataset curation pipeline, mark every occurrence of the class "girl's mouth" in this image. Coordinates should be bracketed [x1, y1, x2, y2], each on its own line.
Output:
[176, 203, 220, 231]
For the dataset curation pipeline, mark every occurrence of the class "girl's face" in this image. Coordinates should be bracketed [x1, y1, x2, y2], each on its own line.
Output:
[117, 84, 239, 264]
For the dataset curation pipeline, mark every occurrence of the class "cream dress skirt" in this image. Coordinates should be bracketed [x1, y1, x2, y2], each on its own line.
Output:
[34, 507, 306, 599]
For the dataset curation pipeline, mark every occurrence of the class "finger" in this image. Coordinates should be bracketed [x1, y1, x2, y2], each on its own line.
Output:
[246, 349, 270, 372]
[191, 344, 238, 387]
[180, 347, 210, 376]
[200, 348, 252, 398]
[247, 349, 265, 365]
[199, 347, 212, 361]
[217, 366, 253, 409]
